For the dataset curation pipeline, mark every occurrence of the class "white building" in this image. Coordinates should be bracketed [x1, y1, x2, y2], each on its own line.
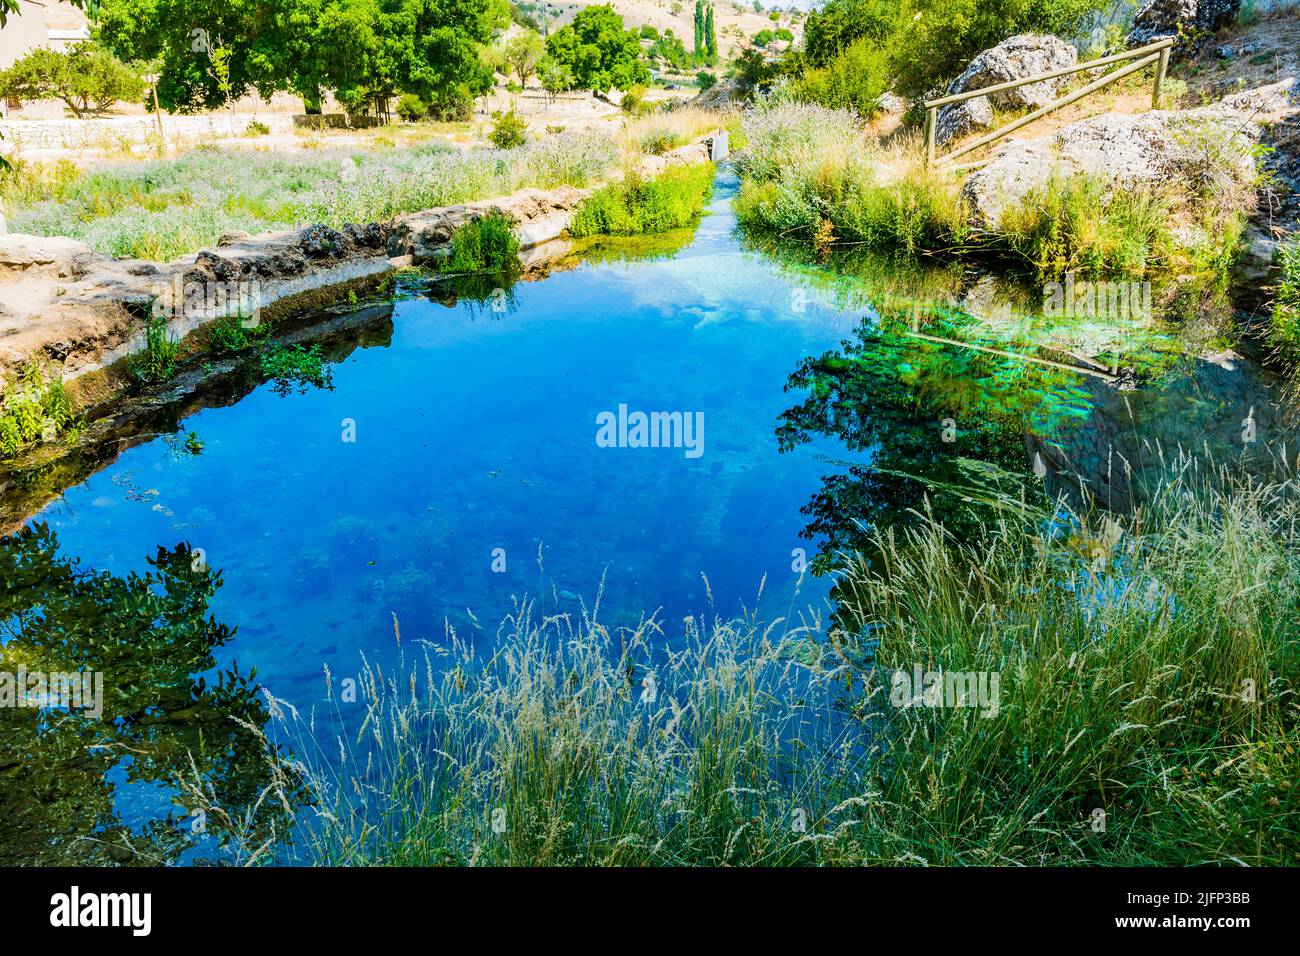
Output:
[0, 1, 91, 69]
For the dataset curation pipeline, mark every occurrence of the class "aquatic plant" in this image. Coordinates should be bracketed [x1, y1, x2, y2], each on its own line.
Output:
[569, 163, 715, 237]
[202, 459, 1300, 866]
[208, 314, 272, 355]
[997, 173, 1175, 279]
[1273, 237, 1300, 363]
[0, 361, 73, 458]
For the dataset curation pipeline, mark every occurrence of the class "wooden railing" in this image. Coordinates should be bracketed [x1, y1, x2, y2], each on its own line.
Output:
[923, 36, 1176, 171]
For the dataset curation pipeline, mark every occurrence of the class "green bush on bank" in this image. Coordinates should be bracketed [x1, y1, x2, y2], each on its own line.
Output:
[568, 162, 715, 237]
[438, 211, 521, 274]
[0, 362, 73, 458]
[734, 100, 1254, 281]
[998, 174, 1176, 279]
[1273, 237, 1300, 358]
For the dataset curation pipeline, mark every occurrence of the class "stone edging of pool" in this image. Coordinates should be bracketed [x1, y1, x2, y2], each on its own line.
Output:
[0, 133, 722, 416]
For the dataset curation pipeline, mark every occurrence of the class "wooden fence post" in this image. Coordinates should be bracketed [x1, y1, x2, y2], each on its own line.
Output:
[924, 107, 936, 168]
[1152, 46, 1170, 109]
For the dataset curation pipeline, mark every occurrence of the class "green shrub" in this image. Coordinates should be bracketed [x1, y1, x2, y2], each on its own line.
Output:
[733, 101, 965, 254]
[488, 108, 528, 149]
[825, 465, 1300, 865]
[793, 36, 892, 118]
[0, 362, 72, 458]
[620, 85, 653, 117]
[439, 211, 521, 274]
[696, 70, 716, 90]
[396, 93, 426, 123]
[638, 127, 685, 155]
[209, 315, 270, 355]
[569, 162, 715, 237]
[243, 120, 271, 137]
[1273, 238, 1300, 356]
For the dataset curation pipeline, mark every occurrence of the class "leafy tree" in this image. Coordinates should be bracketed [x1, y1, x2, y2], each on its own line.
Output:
[95, 0, 507, 117]
[801, 0, 899, 68]
[0, 0, 100, 29]
[544, 5, 647, 93]
[889, 0, 1109, 98]
[502, 29, 545, 88]
[0, 41, 144, 117]
[648, 29, 688, 70]
[704, 3, 716, 60]
[537, 53, 573, 100]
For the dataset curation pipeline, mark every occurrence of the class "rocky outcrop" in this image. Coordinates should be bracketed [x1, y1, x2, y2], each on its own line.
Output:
[961, 79, 1295, 229]
[936, 97, 995, 147]
[0, 183, 591, 380]
[1128, 0, 1242, 48]
[936, 35, 1078, 146]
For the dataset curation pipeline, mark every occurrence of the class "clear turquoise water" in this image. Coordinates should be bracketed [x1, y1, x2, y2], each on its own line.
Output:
[29, 172, 851, 713]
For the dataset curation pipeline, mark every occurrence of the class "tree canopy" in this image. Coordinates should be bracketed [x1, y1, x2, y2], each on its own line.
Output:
[544, 5, 647, 93]
[93, 0, 508, 115]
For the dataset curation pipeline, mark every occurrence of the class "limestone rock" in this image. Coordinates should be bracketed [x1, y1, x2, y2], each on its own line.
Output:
[936, 97, 995, 146]
[0, 235, 100, 279]
[935, 34, 1077, 146]
[1128, 0, 1241, 48]
[961, 80, 1294, 229]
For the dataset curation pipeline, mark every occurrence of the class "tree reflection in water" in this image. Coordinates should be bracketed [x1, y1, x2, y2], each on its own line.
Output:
[778, 304, 1096, 574]
[0, 524, 303, 865]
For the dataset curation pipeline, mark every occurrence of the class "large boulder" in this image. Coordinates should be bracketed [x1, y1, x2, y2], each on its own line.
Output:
[935, 34, 1078, 146]
[961, 78, 1294, 230]
[1127, 0, 1241, 47]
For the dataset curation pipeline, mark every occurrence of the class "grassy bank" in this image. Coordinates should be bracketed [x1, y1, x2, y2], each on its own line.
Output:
[732, 99, 1254, 282]
[0, 134, 618, 261]
[208, 462, 1299, 865]
[569, 162, 716, 238]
